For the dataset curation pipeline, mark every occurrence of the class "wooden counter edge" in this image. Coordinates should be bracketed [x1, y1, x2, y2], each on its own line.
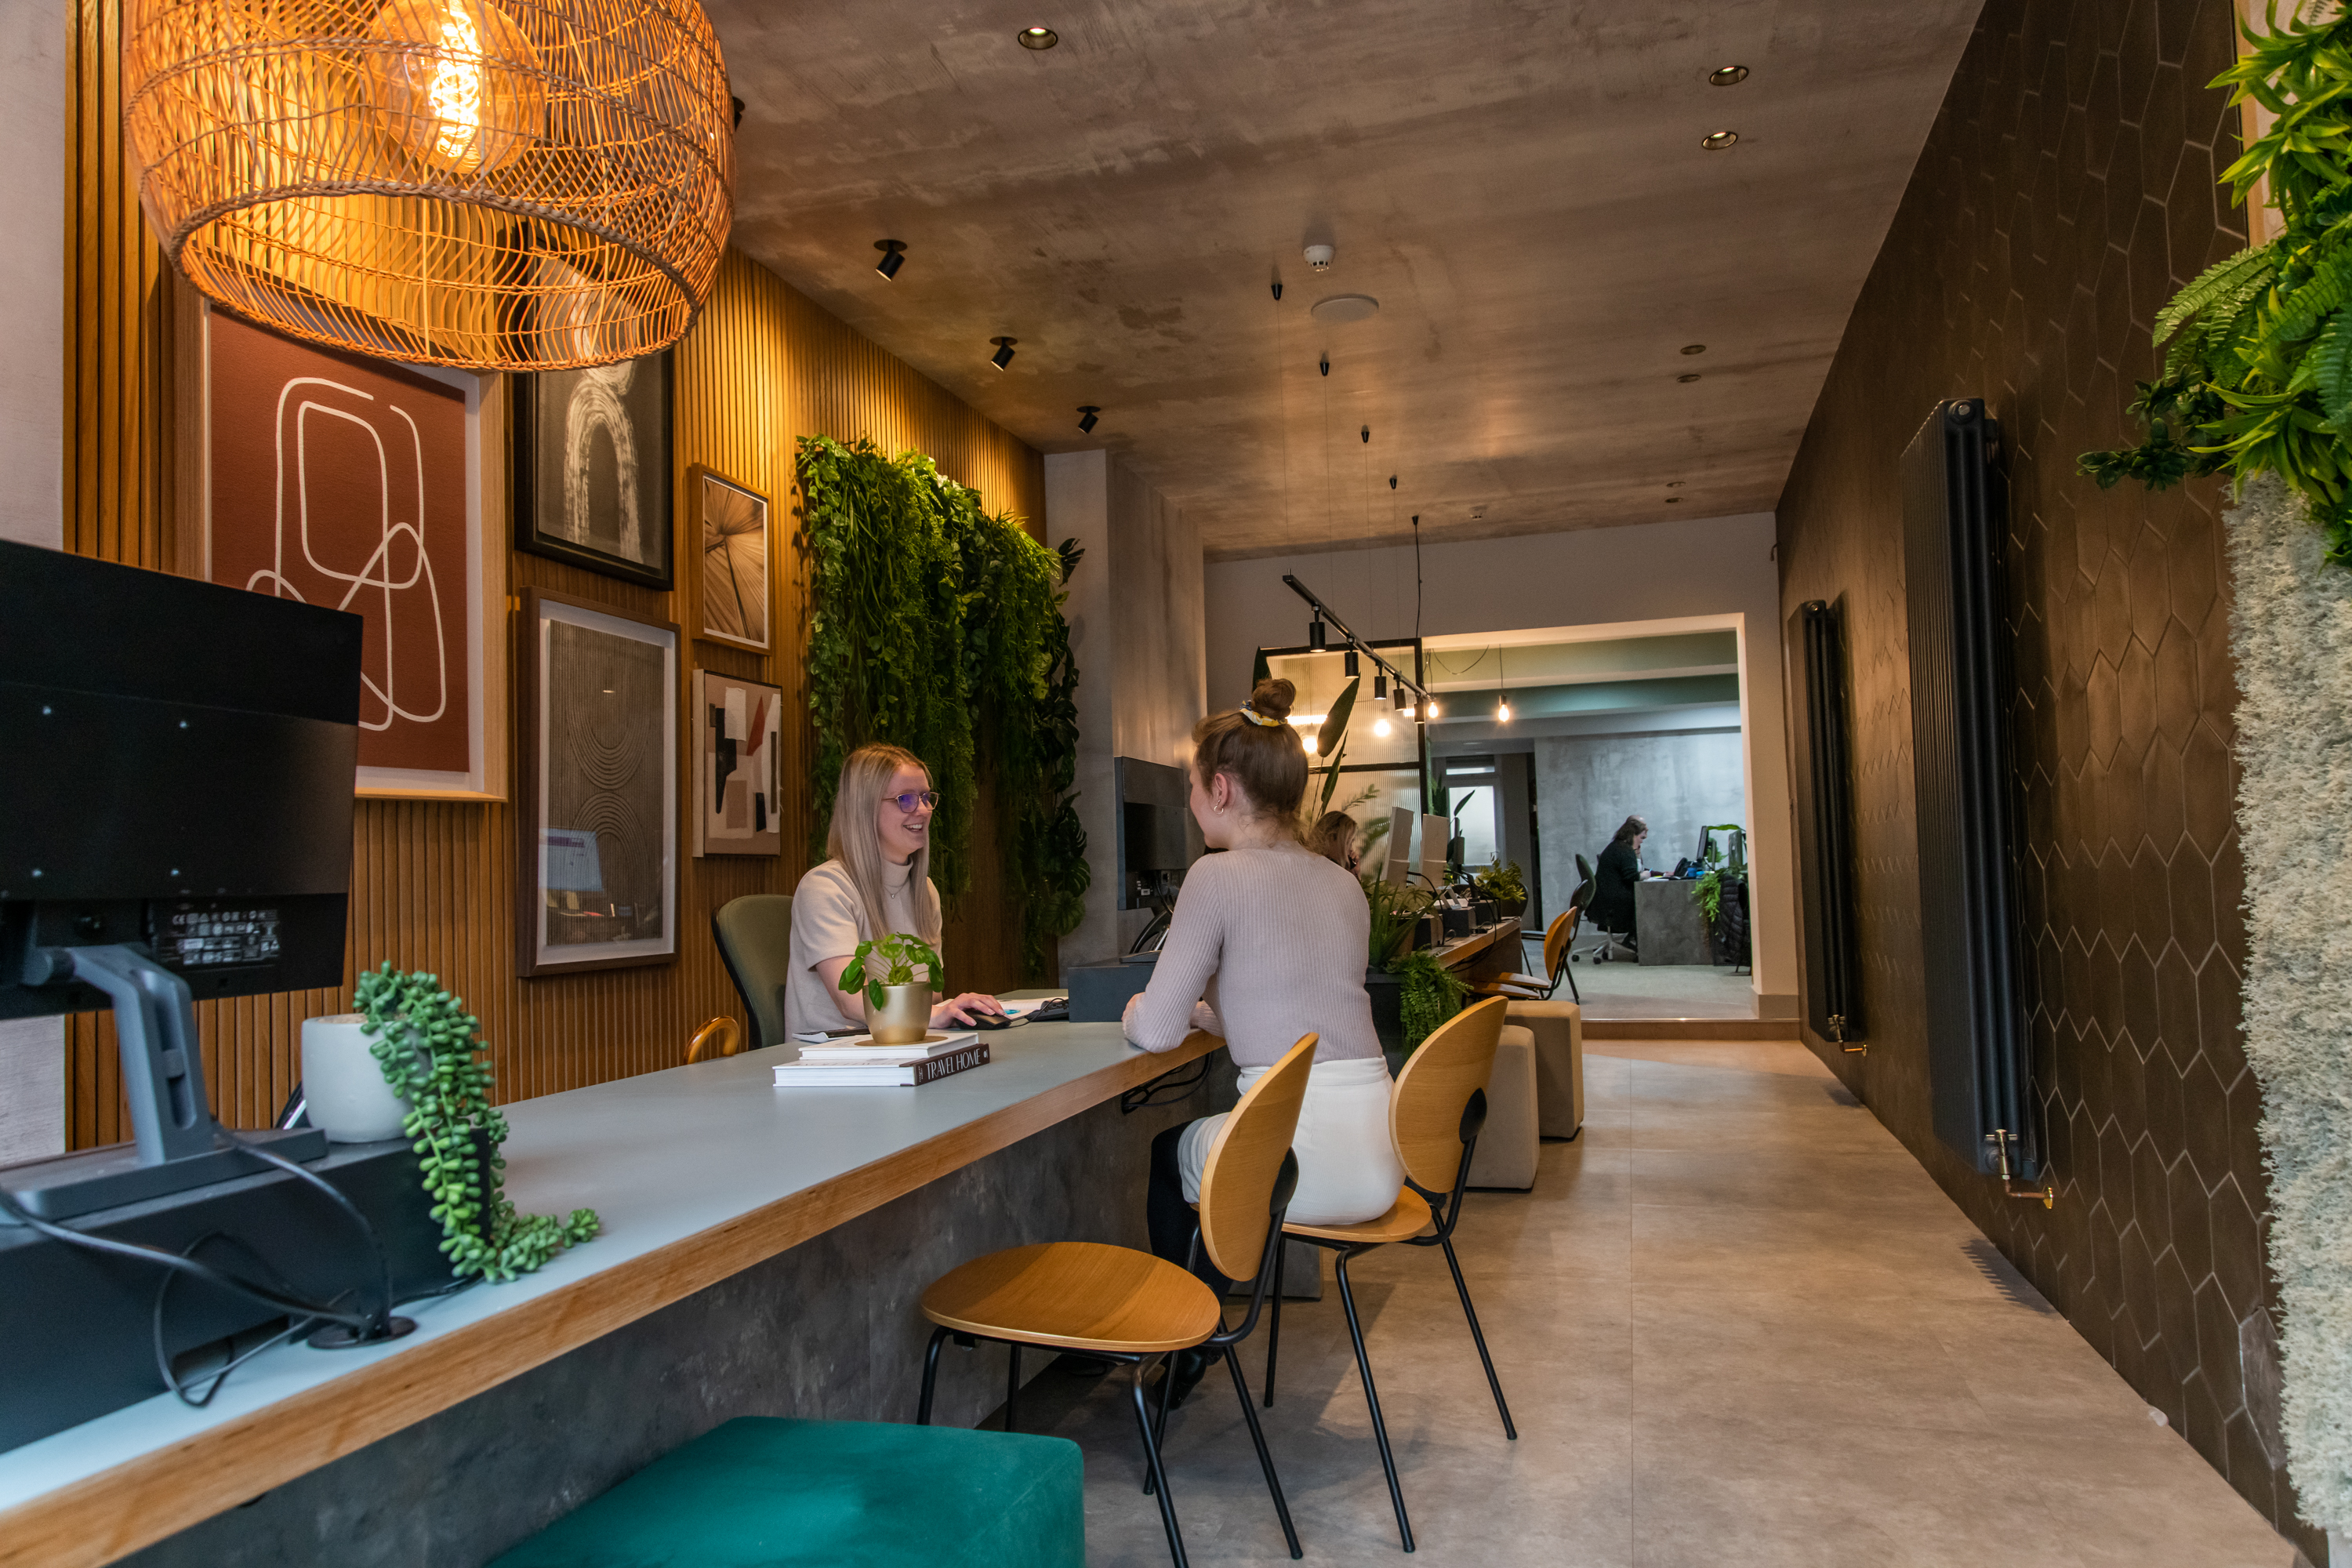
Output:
[1, 1032, 1221, 1568]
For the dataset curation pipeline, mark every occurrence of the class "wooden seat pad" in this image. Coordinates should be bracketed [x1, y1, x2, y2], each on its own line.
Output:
[1282, 1186, 1434, 1245]
[920, 1242, 1224, 1355]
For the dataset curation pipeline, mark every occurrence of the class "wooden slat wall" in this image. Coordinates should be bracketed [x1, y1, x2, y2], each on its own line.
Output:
[60, 5, 1047, 1146]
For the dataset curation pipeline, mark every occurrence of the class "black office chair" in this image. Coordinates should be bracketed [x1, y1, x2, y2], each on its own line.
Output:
[713, 895, 794, 1050]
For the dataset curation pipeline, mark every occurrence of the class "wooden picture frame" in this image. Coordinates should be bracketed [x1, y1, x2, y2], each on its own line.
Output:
[513, 350, 675, 589]
[692, 670, 785, 857]
[691, 466, 771, 652]
[517, 588, 681, 977]
[175, 289, 508, 801]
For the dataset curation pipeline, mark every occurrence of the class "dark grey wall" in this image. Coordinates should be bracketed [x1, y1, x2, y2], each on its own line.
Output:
[119, 1077, 1221, 1568]
[1776, 0, 2308, 1556]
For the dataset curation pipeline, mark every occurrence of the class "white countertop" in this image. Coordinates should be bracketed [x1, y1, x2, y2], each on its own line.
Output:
[0, 1006, 1214, 1568]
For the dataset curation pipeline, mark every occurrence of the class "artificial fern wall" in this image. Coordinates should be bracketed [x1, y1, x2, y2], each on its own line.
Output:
[797, 435, 1087, 978]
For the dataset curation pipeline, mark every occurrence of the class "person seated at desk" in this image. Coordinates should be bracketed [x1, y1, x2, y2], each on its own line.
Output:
[1587, 813, 1649, 952]
[1122, 679, 1405, 1403]
[1305, 808, 1362, 873]
[786, 742, 1004, 1040]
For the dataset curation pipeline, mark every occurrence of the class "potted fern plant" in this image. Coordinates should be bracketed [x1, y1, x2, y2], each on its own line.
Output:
[839, 932, 942, 1044]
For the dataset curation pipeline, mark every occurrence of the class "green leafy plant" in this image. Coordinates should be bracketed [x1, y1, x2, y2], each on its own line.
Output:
[1474, 860, 1526, 904]
[2078, 3, 2352, 562]
[1388, 949, 1470, 1052]
[1694, 866, 1726, 924]
[1312, 675, 1360, 815]
[1363, 874, 1436, 965]
[354, 964, 598, 1284]
[798, 436, 1087, 980]
[839, 931, 943, 1011]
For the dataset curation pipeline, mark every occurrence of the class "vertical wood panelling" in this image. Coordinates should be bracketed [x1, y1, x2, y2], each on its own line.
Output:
[62, 6, 1048, 1148]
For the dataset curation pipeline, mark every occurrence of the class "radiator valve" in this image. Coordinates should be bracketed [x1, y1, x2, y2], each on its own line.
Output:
[1986, 1128, 2054, 1208]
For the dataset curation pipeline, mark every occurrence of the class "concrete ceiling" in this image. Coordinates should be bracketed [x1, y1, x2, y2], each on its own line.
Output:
[708, 0, 1977, 560]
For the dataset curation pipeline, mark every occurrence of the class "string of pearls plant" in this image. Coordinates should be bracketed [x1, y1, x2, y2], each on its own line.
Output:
[354, 963, 598, 1283]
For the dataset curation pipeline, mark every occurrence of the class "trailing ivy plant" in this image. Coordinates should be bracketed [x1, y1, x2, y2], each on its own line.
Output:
[798, 435, 1088, 980]
[2078, 2, 2352, 563]
[354, 964, 599, 1284]
[1388, 949, 1469, 1052]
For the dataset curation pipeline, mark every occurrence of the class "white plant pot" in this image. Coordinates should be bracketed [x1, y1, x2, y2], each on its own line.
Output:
[301, 1014, 413, 1143]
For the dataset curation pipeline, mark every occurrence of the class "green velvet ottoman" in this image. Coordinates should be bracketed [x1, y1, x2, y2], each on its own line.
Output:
[488, 1417, 1084, 1568]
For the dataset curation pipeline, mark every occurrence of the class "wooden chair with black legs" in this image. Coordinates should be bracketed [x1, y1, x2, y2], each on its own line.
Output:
[1260, 997, 1514, 1554]
[1471, 903, 1582, 1005]
[916, 1033, 1320, 1568]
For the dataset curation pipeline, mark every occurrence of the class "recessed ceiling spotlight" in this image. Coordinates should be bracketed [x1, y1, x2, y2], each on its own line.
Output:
[1665, 480, 1685, 487]
[1018, 26, 1058, 49]
[1702, 130, 1740, 150]
[1708, 64, 1749, 86]
[1679, 343, 1705, 355]
[990, 336, 1017, 369]
[874, 239, 906, 279]
[1678, 372, 1702, 383]
[1666, 497, 1683, 503]
[1076, 405, 1100, 434]
[1311, 293, 1379, 324]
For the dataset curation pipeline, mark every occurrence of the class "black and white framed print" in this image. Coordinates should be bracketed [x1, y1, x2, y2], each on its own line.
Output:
[514, 351, 674, 589]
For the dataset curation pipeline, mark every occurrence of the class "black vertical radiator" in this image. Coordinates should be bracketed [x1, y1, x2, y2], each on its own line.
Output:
[1903, 398, 2040, 1188]
[1788, 598, 1862, 1049]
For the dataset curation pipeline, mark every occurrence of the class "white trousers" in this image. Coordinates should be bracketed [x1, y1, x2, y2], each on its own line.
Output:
[1178, 1056, 1405, 1226]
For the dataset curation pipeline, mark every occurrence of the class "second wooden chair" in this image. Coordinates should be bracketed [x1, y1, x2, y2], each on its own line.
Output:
[915, 1032, 1320, 1568]
[1261, 996, 1516, 1553]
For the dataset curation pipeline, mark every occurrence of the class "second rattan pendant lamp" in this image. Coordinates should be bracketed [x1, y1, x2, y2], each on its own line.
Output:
[122, 0, 735, 372]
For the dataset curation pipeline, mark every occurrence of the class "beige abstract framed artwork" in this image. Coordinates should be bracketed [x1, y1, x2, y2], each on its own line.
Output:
[692, 670, 783, 858]
[177, 294, 507, 801]
[692, 466, 770, 653]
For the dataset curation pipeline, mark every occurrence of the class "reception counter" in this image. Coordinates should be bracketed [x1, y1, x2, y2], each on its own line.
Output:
[0, 1011, 1220, 1568]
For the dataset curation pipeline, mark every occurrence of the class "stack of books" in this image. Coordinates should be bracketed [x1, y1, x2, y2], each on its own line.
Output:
[771, 1030, 989, 1088]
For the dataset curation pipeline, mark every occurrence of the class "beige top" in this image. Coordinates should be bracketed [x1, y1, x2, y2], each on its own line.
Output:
[1127, 842, 1381, 1067]
[784, 857, 938, 1039]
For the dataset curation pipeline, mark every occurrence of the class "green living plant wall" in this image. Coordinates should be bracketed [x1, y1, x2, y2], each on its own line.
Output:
[2078, 2, 2352, 562]
[798, 436, 1086, 977]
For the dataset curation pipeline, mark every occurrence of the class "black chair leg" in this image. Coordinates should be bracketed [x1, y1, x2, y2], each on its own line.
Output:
[1564, 964, 1580, 1003]
[1006, 1342, 1022, 1433]
[1263, 1239, 1287, 1407]
[1222, 1344, 1303, 1559]
[1129, 1360, 1189, 1568]
[1334, 1250, 1414, 1553]
[1439, 1234, 1516, 1439]
[916, 1326, 949, 1425]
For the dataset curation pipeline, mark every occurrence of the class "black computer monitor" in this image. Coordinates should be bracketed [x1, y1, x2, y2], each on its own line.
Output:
[0, 540, 361, 1216]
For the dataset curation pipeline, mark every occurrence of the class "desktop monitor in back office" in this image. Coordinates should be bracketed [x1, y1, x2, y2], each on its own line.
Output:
[1116, 757, 1200, 911]
[0, 539, 361, 1218]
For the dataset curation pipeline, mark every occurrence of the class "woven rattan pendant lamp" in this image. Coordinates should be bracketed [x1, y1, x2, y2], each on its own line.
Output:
[123, 0, 735, 372]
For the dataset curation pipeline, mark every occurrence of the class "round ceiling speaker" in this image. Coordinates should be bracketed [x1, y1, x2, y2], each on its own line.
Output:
[1310, 293, 1380, 325]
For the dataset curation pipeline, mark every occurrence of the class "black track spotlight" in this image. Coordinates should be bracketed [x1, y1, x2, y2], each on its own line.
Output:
[989, 336, 1017, 370]
[873, 239, 906, 280]
[1360, 424, 1370, 444]
[1319, 353, 1330, 377]
[1076, 405, 1100, 434]
[1388, 474, 1398, 489]
[1344, 649, 1359, 677]
[1308, 619, 1327, 649]
[1373, 673, 1388, 701]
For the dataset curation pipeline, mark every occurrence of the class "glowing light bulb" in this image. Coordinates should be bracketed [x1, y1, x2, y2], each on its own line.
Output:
[1303, 735, 1319, 756]
[369, 0, 544, 177]
[1428, 699, 1441, 717]
[1373, 716, 1392, 738]
[1496, 700, 1512, 723]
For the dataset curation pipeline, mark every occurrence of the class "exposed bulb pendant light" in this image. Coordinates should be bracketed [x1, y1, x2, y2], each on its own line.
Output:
[1495, 647, 1512, 724]
[122, 0, 737, 372]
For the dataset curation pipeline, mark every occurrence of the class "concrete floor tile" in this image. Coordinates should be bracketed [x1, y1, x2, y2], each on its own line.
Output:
[985, 1047, 2293, 1567]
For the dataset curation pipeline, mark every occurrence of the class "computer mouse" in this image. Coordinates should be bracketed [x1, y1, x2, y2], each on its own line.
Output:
[967, 1009, 1013, 1030]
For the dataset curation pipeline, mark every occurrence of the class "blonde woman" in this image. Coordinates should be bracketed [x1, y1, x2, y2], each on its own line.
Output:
[785, 743, 1004, 1041]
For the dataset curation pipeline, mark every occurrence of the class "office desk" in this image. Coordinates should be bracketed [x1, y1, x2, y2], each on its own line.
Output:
[0, 1015, 1218, 1568]
[1635, 877, 1711, 964]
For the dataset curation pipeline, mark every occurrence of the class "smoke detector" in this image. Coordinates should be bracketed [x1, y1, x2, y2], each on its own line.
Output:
[1303, 244, 1334, 271]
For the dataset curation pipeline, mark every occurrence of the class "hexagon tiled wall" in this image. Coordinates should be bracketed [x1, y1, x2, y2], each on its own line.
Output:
[1775, 0, 2310, 1555]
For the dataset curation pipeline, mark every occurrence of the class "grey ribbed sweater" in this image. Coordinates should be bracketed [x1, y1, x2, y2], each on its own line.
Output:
[1128, 844, 1381, 1066]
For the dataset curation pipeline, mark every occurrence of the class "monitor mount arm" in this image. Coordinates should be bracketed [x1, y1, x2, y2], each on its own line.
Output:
[22, 942, 216, 1165]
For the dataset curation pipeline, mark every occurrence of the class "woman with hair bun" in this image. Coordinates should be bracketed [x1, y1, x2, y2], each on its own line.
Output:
[1123, 677, 1403, 1402]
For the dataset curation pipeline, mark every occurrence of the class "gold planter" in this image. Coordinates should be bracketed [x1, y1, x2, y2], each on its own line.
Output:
[863, 982, 933, 1045]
